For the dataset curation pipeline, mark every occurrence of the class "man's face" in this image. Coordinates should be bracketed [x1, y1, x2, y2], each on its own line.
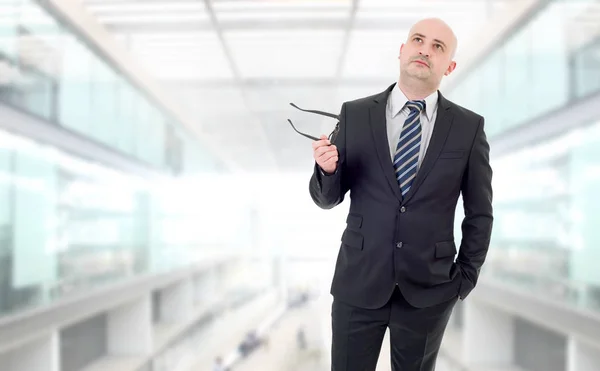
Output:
[399, 19, 457, 87]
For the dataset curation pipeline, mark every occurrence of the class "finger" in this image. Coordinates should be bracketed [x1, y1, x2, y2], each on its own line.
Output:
[317, 148, 337, 163]
[318, 148, 338, 163]
[315, 145, 337, 158]
[323, 153, 338, 164]
[314, 146, 337, 155]
[312, 138, 331, 150]
[322, 155, 339, 168]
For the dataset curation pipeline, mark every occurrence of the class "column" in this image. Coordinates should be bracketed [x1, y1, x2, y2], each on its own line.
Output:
[159, 278, 193, 323]
[107, 294, 152, 355]
[0, 332, 59, 371]
[463, 299, 515, 367]
[568, 337, 600, 371]
[193, 270, 218, 307]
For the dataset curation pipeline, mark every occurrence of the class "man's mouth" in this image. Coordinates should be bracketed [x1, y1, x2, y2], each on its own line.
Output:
[413, 60, 429, 67]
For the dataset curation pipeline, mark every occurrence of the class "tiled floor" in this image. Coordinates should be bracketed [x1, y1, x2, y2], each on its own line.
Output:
[234, 299, 328, 371]
[188, 293, 279, 371]
[218, 295, 525, 371]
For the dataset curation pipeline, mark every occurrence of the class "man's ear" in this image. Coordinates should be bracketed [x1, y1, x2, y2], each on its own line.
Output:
[444, 61, 457, 76]
[398, 43, 405, 59]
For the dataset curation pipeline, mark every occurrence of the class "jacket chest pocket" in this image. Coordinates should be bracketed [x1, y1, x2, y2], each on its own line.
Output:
[438, 150, 465, 160]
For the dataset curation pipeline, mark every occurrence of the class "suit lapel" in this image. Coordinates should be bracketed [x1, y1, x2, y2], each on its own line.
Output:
[369, 83, 404, 202]
[402, 91, 454, 204]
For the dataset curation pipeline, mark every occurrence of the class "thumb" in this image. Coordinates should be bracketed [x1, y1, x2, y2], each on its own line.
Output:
[320, 134, 328, 140]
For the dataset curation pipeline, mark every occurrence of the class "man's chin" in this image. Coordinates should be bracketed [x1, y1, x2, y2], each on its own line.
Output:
[406, 70, 431, 80]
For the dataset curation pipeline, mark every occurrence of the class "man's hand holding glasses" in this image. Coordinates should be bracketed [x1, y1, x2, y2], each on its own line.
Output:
[287, 102, 340, 175]
[312, 134, 338, 175]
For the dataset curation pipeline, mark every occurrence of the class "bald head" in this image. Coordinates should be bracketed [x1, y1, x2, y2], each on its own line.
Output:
[408, 18, 458, 58]
[398, 17, 458, 93]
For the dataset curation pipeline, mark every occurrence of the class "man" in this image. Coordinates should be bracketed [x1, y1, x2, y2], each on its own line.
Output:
[309, 18, 493, 371]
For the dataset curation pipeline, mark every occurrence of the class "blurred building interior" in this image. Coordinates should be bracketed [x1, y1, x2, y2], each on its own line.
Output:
[1, 0, 600, 370]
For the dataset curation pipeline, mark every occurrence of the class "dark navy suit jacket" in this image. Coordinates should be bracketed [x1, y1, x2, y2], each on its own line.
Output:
[309, 83, 493, 309]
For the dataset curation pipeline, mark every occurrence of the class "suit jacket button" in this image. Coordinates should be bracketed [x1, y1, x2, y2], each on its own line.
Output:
[396, 242, 403, 248]
[400, 206, 406, 213]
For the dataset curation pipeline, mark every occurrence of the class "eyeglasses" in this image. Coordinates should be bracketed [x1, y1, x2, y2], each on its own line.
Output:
[287, 102, 340, 143]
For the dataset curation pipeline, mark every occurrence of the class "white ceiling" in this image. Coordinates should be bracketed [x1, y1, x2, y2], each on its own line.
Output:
[79, 0, 516, 172]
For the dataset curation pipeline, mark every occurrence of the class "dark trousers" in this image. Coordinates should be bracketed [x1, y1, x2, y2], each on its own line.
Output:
[331, 286, 458, 371]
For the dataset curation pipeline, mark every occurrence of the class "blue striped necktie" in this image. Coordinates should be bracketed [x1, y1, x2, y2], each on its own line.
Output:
[393, 100, 425, 197]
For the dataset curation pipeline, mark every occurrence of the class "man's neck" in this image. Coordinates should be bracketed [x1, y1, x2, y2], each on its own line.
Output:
[397, 76, 437, 101]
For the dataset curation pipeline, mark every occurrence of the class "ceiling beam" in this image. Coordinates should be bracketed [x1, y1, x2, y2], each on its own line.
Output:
[83, 0, 200, 3]
[82, 0, 348, 7]
[203, 0, 240, 80]
[103, 18, 413, 32]
[87, 6, 350, 15]
[335, 0, 360, 81]
[159, 77, 391, 88]
[202, 0, 278, 169]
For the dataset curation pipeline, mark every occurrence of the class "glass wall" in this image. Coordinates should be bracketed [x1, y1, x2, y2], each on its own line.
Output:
[447, 0, 600, 313]
[0, 126, 245, 318]
[572, 31, 600, 100]
[0, 0, 218, 174]
[446, 0, 598, 138]
[485, 120, 600, 312]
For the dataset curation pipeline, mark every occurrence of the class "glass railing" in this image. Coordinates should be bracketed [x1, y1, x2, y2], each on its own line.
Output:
[446, 0, 600, 139]
[571, 33, 600, 101]
[482, 266, 600, 313]
[0, 125, 245, 319]
[0, 0, 221, 174]
[450, 116, 600, 315]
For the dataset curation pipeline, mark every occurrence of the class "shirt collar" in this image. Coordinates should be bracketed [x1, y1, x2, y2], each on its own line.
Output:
[389, 83, 438, 120]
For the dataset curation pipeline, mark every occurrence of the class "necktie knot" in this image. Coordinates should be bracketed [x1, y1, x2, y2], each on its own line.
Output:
[405, 100, 426, 114]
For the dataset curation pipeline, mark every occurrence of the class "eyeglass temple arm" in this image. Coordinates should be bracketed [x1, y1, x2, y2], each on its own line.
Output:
[289, 103, 339, 120]
[287, 119, 321, 141]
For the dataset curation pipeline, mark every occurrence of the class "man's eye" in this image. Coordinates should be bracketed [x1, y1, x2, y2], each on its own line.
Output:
[414, 37, 422, 42]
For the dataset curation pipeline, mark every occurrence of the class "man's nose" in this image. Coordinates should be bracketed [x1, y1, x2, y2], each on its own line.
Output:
[418, 50, 430, 58]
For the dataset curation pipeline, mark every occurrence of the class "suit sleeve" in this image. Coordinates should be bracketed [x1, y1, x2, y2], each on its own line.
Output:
[457, 116, 494, 300]
[308, 102, 350, 209]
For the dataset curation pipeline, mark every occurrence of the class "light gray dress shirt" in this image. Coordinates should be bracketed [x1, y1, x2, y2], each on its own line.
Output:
[386, 84, 439, 170]
[320, 85, 439, 177]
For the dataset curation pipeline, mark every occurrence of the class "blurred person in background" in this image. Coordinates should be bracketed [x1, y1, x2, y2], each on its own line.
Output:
[296, 325, 307, 350]
[212, 356, 227, 371]
[309, 17, 493, 371]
